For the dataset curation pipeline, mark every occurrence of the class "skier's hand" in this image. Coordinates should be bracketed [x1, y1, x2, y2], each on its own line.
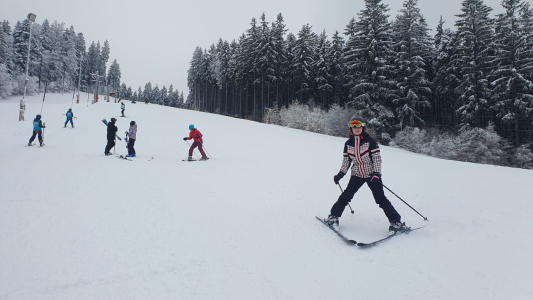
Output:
[183, 137, 188, 141]
[333, 172, 344, 184]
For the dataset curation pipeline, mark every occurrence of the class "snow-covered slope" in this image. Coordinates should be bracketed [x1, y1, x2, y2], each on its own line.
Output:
[1, 93, 532, 300]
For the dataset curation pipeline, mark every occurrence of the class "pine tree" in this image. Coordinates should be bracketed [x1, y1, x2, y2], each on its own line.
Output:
[346, 0, 397, 132]
[454, 0, 495, 129]
[392, 0, 433, 129]
[492, 0, 533, 145]
[432, 18, 462, 129]
[314, 30, 333, 108]
[329, 31, 345, 105]
[293, 24, 317, 104]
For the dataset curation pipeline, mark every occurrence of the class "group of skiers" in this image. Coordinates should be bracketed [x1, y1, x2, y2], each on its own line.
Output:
[22, 97, 405, 234]
[104, 118, 137, 157]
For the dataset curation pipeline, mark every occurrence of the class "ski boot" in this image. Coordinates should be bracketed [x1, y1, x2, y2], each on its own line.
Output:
[199, 156, 209, 161]
[325, 215, 339, 231]
[28, 142, 32, 146]
[187, 156, 194, 161]
[388, 221, 410, 236]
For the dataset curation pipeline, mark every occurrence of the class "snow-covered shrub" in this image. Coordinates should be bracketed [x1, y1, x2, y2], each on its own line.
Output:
[306, 106, 325, 133]
[390, 127, 430, 153]
[324, 104, 354, 137]
[513, 144, 533, 169]
[425, 130, 458, 160]
[11, 74, 38, 96]
[280, 100, 309, 130]
[455, 123, 508, 165]
[0, 64, 14, 98]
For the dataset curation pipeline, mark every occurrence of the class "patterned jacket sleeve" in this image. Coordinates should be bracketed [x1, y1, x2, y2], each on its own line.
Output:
[339, 141, 352, 175]
[369, 138, 382, 175]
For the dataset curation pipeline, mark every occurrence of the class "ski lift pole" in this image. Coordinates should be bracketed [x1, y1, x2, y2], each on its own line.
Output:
[381, 183, 428, 221]
[337, 183, 354, 214]
[40, 80, 48, 115]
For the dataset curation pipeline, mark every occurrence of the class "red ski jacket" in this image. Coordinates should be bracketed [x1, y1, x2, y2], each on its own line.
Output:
[187, 129, 203, 143]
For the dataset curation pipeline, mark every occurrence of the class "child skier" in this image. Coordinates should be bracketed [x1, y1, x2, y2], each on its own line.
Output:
[183, 124, 208, 161]
[126, 121, 137, 157]
[19, 99, 26, 121]
[324, 116, 408, 236]
[28, 115, 45, 146]
[121, 102, 126, 117]
[64, 108, 74, 127]
[104, 118, 118, 155]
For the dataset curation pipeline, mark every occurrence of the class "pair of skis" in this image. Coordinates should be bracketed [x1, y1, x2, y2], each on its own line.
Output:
[316, 216, 425, 247]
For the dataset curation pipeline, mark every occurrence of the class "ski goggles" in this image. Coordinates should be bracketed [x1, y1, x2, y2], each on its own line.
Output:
[349, 120, 365, 128]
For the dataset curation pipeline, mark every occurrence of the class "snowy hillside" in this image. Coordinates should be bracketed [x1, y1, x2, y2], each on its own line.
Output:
[1, 94, 532, 300]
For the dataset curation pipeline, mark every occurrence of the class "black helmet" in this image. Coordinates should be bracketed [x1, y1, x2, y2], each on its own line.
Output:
[130, 121, 136, 126]
[110, 117, 117, 122]
[349, 116, 366, 128]
[69, 108, 72, 111]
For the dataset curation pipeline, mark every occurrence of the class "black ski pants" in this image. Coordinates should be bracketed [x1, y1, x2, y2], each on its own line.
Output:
[127, 138, 136, 155]
[330, 176, 401, 223]
[29, 131, 42, 144]
[105, 138, 115, 154]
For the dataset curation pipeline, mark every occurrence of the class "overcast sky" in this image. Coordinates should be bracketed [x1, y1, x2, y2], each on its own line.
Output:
[2, 0, 504, 98]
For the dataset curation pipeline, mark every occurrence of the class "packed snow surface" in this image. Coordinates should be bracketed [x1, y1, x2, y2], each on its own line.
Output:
[1, 93, 532, 300]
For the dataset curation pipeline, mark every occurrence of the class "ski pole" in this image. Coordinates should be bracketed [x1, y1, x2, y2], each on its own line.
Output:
[113, 136, 116, 154]
[185, 140, 200, 159]
[381, 183, 428, 221]
[337, 184, 354, 214]
[198, 139, 213, 159]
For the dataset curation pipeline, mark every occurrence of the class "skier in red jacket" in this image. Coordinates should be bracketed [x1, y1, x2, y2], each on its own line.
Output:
[183, 124, 208, 161]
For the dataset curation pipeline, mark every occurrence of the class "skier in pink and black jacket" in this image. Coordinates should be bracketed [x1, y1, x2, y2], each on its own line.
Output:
[324, 116, 409, 236]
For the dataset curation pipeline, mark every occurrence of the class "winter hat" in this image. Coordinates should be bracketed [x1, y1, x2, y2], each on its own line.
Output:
[36, 115, 41, 119]
[111, 118, 117, 122]
[189, 124, 194, 130]
[130, 121, 136, 126]
[69, 108, 72, 111]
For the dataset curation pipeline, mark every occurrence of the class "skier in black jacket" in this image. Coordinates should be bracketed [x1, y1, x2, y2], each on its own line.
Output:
[324, 116, 409, 236]
[104, 118, 118, 155]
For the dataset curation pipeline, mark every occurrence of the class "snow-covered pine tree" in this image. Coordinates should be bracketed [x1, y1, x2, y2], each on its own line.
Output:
[293, 24, 317, 105]
[329, 31, 345, 105]
[107, 59, 121, 95]
[346, 0, 397, 133]
[143, 82, 152, 103]
[454, 0, 495, 129]
[432, 17, 462, 130]
[152, 85, 160, 105]
[12, 19, 39, 76]
[187, 46, 203, 111]
[492, 0, 533, 146]
[0, 21, 14, 76]
[160, 85, 168, 106]
[314, 30, 333, 109]
[392, 0, 433, 129]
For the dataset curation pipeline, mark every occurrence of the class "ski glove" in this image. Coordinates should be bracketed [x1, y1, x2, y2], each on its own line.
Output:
[183, 137, 188, 141]
[333, 172, 345, 184]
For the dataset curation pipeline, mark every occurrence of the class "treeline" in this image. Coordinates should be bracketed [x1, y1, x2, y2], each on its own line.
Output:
[186, 0, 533, 148]
[0, 16, 184, 107]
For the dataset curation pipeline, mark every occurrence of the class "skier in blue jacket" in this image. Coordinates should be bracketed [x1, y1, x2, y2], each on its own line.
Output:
[64, 108, 74, 128]
[28, 115, 45, 146]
